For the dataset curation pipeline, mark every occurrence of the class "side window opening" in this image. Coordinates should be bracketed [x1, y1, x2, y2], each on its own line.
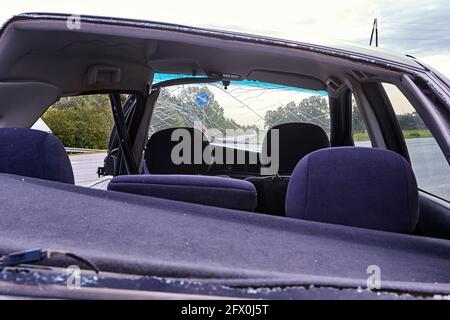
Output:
[351, 94, 372, 147]
[382, 83, 450, 201]
[41, 94, 114, 186]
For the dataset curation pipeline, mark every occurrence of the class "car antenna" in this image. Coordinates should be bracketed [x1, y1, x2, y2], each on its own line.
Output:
[369, 18, 378, 47]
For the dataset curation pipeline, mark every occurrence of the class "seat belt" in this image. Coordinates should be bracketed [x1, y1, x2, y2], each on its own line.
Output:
[109, 93, 138, 174]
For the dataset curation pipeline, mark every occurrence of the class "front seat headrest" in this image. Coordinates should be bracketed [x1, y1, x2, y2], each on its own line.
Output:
[145, 127, 210, 175]
[285, 147, 419, 234]
[262, 123, 329, 175]
[0, 128, 74, 184]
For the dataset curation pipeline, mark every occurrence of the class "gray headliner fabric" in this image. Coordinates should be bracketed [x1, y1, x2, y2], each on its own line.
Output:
[0, 16, 405, 95]
[0, 173, 449, 290]
[0, 82, 60, 128]
[0, 15, 411, 128]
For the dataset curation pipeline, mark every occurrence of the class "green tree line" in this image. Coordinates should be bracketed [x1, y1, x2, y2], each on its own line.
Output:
[264, 97, 427, 133]
[42, 89, 429, 149]
[264, 96, 330, 130]
[43, 95, 114, 149]
[150, 87, 255, 135]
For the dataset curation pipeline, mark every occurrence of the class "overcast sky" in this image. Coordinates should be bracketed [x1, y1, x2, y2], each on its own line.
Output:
[1, 0, 449, 77]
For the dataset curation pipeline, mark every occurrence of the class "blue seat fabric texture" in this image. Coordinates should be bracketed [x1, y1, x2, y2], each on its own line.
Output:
[0, 128, 74, 184]
[108, 174, 257, 211]
[286, 147, 419, 234]
[145, 127, 210, 175]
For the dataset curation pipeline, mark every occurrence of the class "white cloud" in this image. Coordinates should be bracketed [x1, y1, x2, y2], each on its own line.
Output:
[0, 0, 448, 78]
[421, 54, 450, 77]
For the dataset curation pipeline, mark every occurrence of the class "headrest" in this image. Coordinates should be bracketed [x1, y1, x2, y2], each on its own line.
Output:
[285, 147, 419, 234]
[262, 123, 329, 175]
[0, 128, 74, 184]
[145, 127, 210, 174]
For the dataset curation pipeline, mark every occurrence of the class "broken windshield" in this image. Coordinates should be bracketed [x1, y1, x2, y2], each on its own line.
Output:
[150, 74, 329, 151]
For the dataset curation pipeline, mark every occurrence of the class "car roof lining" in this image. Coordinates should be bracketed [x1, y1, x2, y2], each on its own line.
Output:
[1, 19, 406, 92]
[0, 81, 60, 128]
[0, 17, 412, 127]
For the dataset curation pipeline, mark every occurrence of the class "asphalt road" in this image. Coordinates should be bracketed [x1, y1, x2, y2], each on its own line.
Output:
[70, 138, 450, 199]
[70, 153, 107, 186]
[404, 138, 450, 199]
[355, 138, 450, 198]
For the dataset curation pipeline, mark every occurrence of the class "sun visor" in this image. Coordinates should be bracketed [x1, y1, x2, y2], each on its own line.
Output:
[247, 70, 326, 91]
[0, 81, 60, 128]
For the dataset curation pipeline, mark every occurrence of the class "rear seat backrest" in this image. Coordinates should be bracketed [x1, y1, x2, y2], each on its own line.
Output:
[285, 147, 419, 234]
[145, 127, 210, 175]
[0, 128, 74, 184]
[108, 174, 257, 211]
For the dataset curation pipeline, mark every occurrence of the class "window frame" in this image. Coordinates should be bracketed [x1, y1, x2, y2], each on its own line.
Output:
[347, 74, 450, 202]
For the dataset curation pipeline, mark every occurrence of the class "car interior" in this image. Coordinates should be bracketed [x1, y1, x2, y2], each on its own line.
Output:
[0, 81, 446, 237]
[0, 14, 449, 294]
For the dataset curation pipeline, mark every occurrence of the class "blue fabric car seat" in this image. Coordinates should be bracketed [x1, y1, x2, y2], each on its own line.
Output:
[0, 128, 74, 184]
[285, 147, 419, 233]
[145, 127, 210, 175]
[108, 174, 257, 211]
[261, 122, 330, 176]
